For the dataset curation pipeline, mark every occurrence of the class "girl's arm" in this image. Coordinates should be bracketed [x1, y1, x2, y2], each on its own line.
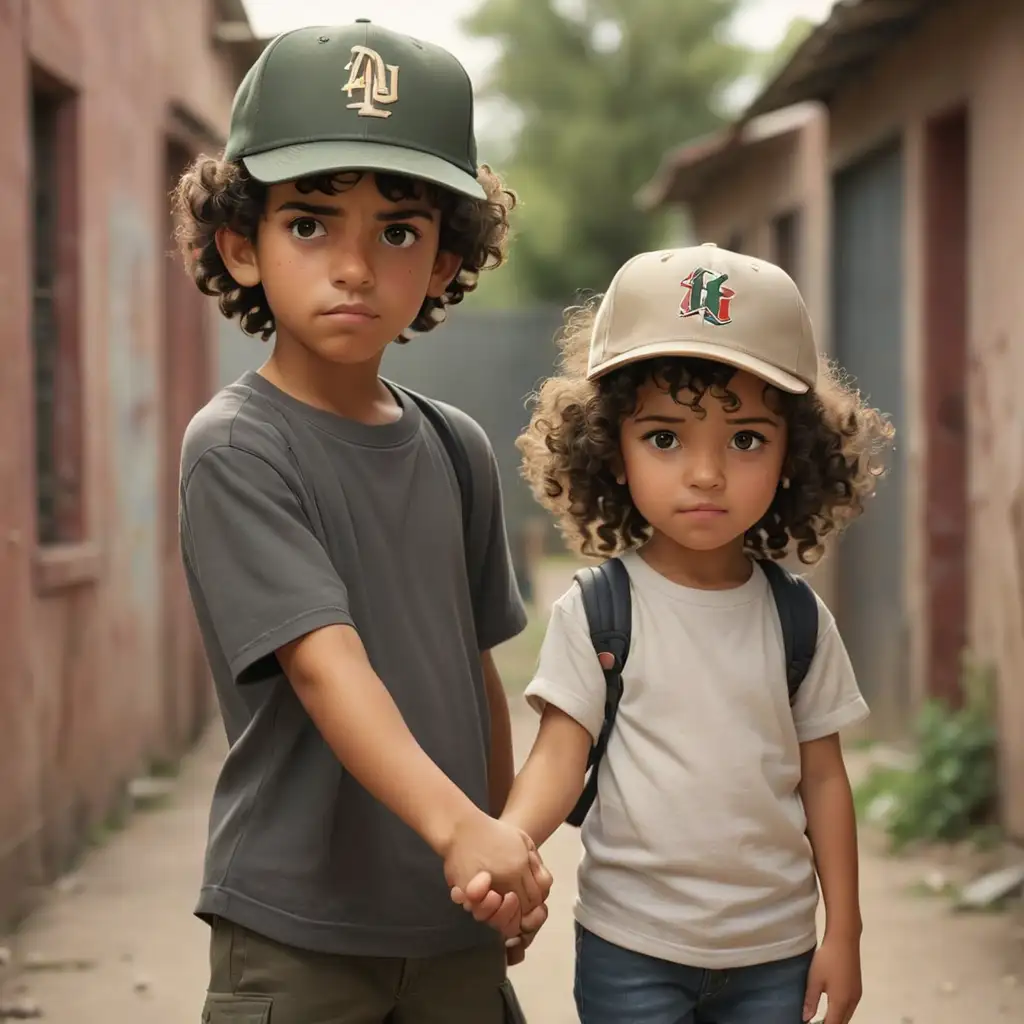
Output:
[799, 733, 862, 939]
[501, 703, 593, 846]
[799, 732, 863, 1023]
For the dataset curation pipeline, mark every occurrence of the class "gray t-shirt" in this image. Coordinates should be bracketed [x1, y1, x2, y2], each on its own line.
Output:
[179, 371, 527, 958]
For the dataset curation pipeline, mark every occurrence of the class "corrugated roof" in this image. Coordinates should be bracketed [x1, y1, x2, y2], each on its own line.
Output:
[637, 103, 820, 210]
[213, 0, 267, 71]
[742, 0, 941, 120]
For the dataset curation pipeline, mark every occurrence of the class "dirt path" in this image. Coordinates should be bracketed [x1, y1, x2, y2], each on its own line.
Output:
[1, 711, 1021, 1022]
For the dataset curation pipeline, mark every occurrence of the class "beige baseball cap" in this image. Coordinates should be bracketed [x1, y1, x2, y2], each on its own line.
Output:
[586, 243, 818, 393]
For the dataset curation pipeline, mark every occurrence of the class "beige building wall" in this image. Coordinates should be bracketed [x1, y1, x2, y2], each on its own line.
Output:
[680, 0, 1024, 836]
[824, 0, 1024, 839]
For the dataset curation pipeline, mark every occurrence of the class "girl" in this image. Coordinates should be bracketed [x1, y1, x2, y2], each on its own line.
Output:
[456, 244, 893, 1024]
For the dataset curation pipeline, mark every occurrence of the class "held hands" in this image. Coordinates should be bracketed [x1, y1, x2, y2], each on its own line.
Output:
[445, 811, 553, 966]
[441, 811, 552, 923]
[451, 859, 551, 965]
[803, 934, 863, 1024]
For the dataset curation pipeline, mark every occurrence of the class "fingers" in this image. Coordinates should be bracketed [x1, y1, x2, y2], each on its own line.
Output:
[519, 901, 548, 935]
[516, 879, 541, 915]
[464, 871, 493, 904]
[803, 978, 824, 1023]
[451, 882, 522, 936]
[470, 889, 505, 922]
[528, 850, 553, 895]
[487, 893, 522, 937]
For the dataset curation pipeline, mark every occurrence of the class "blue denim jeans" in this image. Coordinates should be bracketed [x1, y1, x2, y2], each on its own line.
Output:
[574, 925, 815, 1024]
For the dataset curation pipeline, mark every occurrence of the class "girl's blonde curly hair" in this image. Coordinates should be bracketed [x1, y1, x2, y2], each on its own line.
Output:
[518, 300, 895, 564]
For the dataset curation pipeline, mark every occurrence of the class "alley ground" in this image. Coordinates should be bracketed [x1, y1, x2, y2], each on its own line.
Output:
[2, 560, 1023, 1021]
[1, 705, 1022, 1023]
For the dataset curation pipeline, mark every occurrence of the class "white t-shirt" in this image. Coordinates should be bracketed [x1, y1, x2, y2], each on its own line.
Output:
[524, 551, 869, 969]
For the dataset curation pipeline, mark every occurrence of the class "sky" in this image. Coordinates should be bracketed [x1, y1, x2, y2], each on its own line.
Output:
[240, 0, 837, 125]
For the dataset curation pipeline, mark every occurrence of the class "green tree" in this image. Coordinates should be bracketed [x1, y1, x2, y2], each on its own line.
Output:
[465, 0, 753, 303]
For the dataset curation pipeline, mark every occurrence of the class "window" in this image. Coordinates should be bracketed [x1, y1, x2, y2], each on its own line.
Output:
[31, 75, 82, 547]
[771, 209, 802, 285]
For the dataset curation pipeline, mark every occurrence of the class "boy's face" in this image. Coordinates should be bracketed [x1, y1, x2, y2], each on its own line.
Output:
[618, 367, 787, 554]
[218, 173, 461, 366]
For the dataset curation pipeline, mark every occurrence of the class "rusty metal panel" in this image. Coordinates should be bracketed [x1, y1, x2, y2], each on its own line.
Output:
[831, 140, 909, 736]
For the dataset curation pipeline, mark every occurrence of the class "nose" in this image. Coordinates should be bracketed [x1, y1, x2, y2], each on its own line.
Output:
[685, 443, 725, 491]
[329, 233, 374, 290]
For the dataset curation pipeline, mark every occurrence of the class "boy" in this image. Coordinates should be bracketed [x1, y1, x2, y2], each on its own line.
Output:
[174, 19, 548, 1023]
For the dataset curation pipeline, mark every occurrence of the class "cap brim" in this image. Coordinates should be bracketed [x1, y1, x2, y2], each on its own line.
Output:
[242, 141, 487, 199]
[587, 340, 811, 393]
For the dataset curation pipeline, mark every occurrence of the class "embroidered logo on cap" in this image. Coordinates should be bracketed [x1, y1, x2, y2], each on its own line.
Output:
[342, 45, 400, 118]
[679, 267, 735, 326]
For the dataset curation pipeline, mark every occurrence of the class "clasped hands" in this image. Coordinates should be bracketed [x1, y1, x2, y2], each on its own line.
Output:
[442, 811, 552, 965]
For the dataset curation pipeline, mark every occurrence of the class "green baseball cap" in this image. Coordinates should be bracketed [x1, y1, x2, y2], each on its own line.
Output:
[225, 19, 485, 199]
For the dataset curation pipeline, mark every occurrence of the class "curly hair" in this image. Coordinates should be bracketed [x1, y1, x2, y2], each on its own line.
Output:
[518, 300, 895, 564]
[171, 158, 516, 341]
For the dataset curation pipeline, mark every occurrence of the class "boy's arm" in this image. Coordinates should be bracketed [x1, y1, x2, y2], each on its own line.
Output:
[181, 444, 543, 909]
[501, 704, 592, 846]
[481, 650, 515, 815]
[279, 623, 544, 908]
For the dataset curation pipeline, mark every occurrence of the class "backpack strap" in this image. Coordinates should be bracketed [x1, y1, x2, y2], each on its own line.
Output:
[759, 559, 819, 701]
[565, 557, 632, 828]
[392, 384, 473, 537]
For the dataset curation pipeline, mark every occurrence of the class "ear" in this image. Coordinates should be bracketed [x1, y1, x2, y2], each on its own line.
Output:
[215, 227, 261, 288]
[426, 250, 463, 298]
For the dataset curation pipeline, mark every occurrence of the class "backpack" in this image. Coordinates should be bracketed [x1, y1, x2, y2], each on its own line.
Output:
[393, 384, 474, 535]
[565, 556, 818, 828]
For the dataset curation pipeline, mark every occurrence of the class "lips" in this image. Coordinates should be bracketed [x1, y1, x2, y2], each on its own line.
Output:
[680, 504, 727, 514]
[322, 302, 377, 318]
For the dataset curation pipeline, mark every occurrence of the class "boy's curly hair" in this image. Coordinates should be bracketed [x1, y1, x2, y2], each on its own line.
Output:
[171, 158, 516, 341]
[518, 300, 895, 564]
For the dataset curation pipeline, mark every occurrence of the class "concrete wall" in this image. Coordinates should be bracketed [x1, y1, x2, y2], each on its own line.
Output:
[0, 0, 239, 924]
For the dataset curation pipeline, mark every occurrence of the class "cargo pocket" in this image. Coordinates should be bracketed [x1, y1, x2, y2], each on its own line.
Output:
[201, 992, 273, 1023]
[499, 979, 528, 1024]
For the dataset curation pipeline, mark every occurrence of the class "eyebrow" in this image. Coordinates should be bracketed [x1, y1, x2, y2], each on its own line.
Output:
[725, 416, 781, 427]
[632, 413, 781, 427]
[275, 200, 436, 223]
[276, 201, 342, 216]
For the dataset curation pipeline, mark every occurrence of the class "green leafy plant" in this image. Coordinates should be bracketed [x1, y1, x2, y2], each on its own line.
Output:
[855, 656, 999, 850]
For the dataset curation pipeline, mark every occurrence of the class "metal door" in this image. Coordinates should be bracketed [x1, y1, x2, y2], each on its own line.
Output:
[831, 141, 908, 733]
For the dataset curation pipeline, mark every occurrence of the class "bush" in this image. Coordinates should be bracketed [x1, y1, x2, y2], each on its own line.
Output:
[856, 656, 999, 850]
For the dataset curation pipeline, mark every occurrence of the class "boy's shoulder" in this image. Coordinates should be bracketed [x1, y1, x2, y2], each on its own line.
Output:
[181, 379, 292, 484]
[424, 395, 493, 455]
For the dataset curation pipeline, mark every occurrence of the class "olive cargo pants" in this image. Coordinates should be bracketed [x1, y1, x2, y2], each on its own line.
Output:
[201, 917, 527, 1024]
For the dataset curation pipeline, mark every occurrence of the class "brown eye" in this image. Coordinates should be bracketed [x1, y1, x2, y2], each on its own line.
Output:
[731, 431, 765, 452]
[646, 431, 678, 451]
[381, 225, 418, 248]
[290, 218, 325, 239]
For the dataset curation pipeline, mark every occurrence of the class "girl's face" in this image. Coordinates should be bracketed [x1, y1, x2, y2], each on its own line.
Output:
[618, 368, 788, 555]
